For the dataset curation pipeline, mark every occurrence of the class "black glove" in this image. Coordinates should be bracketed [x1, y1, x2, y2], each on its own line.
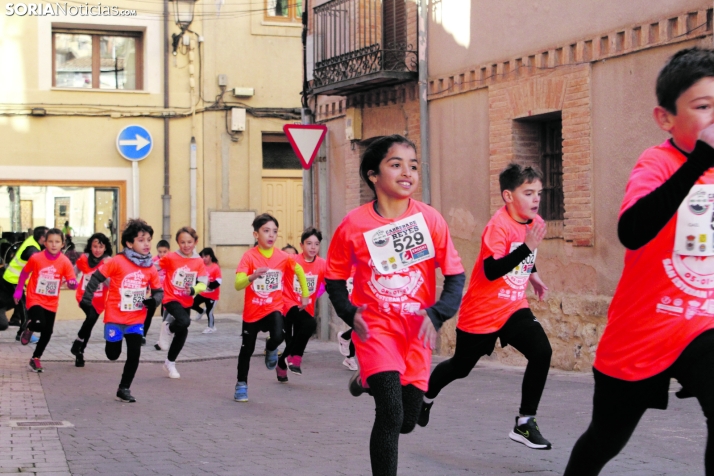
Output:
[142, 298, 157, 310]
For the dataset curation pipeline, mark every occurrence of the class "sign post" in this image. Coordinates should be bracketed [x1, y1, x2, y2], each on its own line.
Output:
[283, 124, 327, 170]
[116, 125, 153, 218]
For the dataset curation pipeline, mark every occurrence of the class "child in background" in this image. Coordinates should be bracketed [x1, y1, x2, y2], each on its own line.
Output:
[145, 240, 169, 345]
[337, 267, 358, 371]
[282, 244, 298, 255]
[192, 247, 221, 334]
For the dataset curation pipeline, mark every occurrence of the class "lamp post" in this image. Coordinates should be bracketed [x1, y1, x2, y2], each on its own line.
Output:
[170, 0, 197, 30]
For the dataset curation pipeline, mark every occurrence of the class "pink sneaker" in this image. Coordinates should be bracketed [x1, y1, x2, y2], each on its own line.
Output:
[276, 364, 288, 383]
[288, 356, 302, 375]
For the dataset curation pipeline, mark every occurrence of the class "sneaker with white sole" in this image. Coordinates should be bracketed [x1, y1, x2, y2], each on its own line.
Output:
[158, 321, 174, 351]
[202, 326, 216, 334]
[508, 417, 552, 450]
[191, 310, 204, 321]
[342, 357, 358, 371]
[116, 387, 136, 403]
[163, 359, 180, 379]
[338, 331, 351, 356]
[287, 356, 302, 375]
[234, 382, 248, 402]
[29, 357, 43, 373]
[265, 347, 279, 370]
[348, 370, 371, 397]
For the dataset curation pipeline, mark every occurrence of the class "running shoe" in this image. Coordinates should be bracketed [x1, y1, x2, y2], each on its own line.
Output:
[338, 331, 351, 356]
[287, 356, 302, 375]
[234, 382, 248, 402]
[163, 360, 180, 379]
[29, 357, 43, 373]
[342, 357, 358, 371]
[348, 371, 370, 397]
[157, 321, 174, 351]
[154, 343, 162, 351]
[141, 337, 146, 346]
[29, 335, 38, 344]
[265, 347, 279, 370]
[417, 401, 434, 427]
[191, 309, 204, 321]
[508, 417, 552, 450]
[276, 365, 288, 383]
[75, 352, 85, 368]
[202, 326, 217, 334]
[20, 326, 34, 346]
[70, 339, 83, 356]
[116, 387, 136, 403]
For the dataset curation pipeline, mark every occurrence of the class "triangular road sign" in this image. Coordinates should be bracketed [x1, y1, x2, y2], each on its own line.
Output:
[283, 124, 327, 170]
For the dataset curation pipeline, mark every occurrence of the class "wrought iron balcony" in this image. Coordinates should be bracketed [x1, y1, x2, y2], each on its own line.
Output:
[312, 0, 417, 95]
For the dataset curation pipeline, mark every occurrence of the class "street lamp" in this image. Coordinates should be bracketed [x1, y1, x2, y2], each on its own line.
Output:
[170, 0, 198, 30]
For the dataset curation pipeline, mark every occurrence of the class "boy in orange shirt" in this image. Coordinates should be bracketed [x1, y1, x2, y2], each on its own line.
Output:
[418, 163, 553, 451]
[564, 47, 714, 475]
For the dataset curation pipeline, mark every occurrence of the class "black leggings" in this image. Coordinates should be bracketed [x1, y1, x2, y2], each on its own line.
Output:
[367, 371, 424, 476]
[426, 308, 552, 416]
[279, 306, 317, 368]
[236, 311, 284, 383]
[28, 305, 56, 359]
[76, 305, 100, 349]
[105, 332, 142, 389]
[143, 304, 163, 337]
[164, 301, 191, 362]
[564, 329, 714, 475]
[191, 295, 216, 327]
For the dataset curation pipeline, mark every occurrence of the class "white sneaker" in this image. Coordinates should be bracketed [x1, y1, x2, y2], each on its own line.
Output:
[342, 357, 358, 371]
[191, 310, 204, 321]
[338, 332, 351, 357]
[158, 321, 174, 350]
[202, 326, 216, 334]
[164, 359, 180, 379]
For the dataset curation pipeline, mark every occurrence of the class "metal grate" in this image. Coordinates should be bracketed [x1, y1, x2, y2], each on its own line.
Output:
[9, 420, 73, 428]
[540, 119, 564, 221]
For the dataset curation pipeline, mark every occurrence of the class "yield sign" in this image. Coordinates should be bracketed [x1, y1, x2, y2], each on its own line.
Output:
[283, 124, 327, 169]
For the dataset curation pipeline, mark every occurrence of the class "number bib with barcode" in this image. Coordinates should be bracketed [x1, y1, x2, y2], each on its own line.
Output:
[293, 275, 317, 296]
[253, 270, 282, 293]
[172, 269, 197, 289]
[36, 278, 60, 296]
[504, 242, 537, 288]
[674, 184, 714, 256]
[364, 212, 436, 274]
[120, 288, 146, 311]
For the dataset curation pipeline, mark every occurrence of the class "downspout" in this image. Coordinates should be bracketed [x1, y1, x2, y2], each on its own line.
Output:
[162, 0, 171, 240]
[418, 0, 430, 204]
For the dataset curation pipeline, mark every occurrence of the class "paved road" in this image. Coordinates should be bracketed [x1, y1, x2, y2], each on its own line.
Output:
[0, 315, 708, 475]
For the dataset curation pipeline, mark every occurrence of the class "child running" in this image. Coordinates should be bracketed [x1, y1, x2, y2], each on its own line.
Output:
[191, 247, 222, 334]
[81, 219, 162, 402]
[156, 227, 208, 378]
[281, 244, 298, 255]
[337, 268, 358, 371]
[417, 163, 553, 451]
[564, 47, 714, 475]
[233, 214, 309, 400]
[277, 227, 327, 379]
[325, 134, 465, 476]
[70, 233, 112, 367]
[16, 228, 77, 372]
[144, 239, 169, 345]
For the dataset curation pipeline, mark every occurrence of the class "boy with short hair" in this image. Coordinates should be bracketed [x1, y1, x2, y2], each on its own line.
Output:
[564, 47, 714, 475]
[418, 162, 553, 450]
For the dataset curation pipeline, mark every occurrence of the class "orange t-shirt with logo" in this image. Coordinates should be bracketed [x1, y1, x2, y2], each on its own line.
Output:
[100, 254, 161, 326]
[325, 199, 464, 324]
[201, 262, 222, 300]
[24, 251, 76, 312]
[75, 254, 110, 314]
[283, 254, 326, 316]
[237, 247, 297, 323]
[595, 140, 714, 381]
[152, 255, 166, 286]
[159, 252, 208, 308]
[457, 206, 543, 334]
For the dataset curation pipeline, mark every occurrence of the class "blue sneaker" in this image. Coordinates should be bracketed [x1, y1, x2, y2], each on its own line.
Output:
[265, 348, 278, 370]
[234, 382, 248, 402]
[30, 335, 39, 344]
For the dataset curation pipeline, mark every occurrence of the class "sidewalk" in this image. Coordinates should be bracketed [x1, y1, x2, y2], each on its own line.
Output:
[0, 315, 708, 475]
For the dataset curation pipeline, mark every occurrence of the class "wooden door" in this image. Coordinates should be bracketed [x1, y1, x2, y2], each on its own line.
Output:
[261, 176, 303, 250]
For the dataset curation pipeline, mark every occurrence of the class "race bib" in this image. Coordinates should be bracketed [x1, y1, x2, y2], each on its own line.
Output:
[346, 277, 354, 295]
[504, 242, 537, 288]
[364, 212, 436, 274]
[172, 269, 197, 289]
[120, 288, 146, 312]
[674, 185, 714, 256]
[36, 278, 60, 296]
[253, 270, 282, 293]
[293, 274, 318, 296]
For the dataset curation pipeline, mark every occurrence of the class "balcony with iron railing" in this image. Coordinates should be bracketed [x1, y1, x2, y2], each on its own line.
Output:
[311, 0, 417, 95]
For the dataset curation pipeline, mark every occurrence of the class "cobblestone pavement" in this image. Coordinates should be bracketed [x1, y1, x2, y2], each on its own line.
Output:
[0, 315, 709, 475]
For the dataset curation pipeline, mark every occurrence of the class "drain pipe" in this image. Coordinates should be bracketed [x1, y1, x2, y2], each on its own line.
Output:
[162, 0, 171, 240]
[418, 0, 430, 204]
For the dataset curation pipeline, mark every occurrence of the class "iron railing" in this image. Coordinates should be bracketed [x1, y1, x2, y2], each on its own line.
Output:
[313, 0, 417, 90]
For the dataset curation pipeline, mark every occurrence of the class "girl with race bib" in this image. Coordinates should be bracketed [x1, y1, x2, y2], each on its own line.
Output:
[325, 135, 466, 476]
[233, 214, 309, 401]
[70, 233, 112, 367]
[277, 227, 327, 380]
[156, 227, 208, 379]
[81, 219, 162, 402]
[16, 228, 78, 373]
[191, 247, 222, 334]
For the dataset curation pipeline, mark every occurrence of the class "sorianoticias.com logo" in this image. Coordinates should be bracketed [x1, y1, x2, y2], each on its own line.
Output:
[5, 3, 137, 16]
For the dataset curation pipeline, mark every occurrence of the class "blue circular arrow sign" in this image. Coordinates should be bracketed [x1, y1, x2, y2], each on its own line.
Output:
[116, 125, 153, 161]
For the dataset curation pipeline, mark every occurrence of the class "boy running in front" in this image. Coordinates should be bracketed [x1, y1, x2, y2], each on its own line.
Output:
[564, 47, 714, 475]
[418, 163, 553, 451]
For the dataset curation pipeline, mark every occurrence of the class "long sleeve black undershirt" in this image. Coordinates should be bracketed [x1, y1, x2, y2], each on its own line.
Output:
[483, 244, 533, 281]
[618, 140, 714, 251]
[82, 271, 163, 308]
[20, 245, 40, 262]
[207, 280, 221, 290]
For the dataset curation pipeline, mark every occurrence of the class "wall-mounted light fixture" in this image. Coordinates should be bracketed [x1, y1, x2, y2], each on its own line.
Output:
[169, 0, 198, 30]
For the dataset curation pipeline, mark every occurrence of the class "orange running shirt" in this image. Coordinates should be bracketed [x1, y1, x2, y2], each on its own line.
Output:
[100, 254, 161, 326]
[237, 247, 296, 323]
[159, 252, 208, 308]
[201, 262, 222, 300]
[75, 254, 109, 313]
[24, 251, 76, 312]
[457, 206, 543, 334]
[283, 254, 326, 316]
[595, 140, 714, 381]
[152, 255, 166, 286]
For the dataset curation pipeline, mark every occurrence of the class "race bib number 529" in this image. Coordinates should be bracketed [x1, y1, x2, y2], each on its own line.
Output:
[364, 212, 436, 274]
